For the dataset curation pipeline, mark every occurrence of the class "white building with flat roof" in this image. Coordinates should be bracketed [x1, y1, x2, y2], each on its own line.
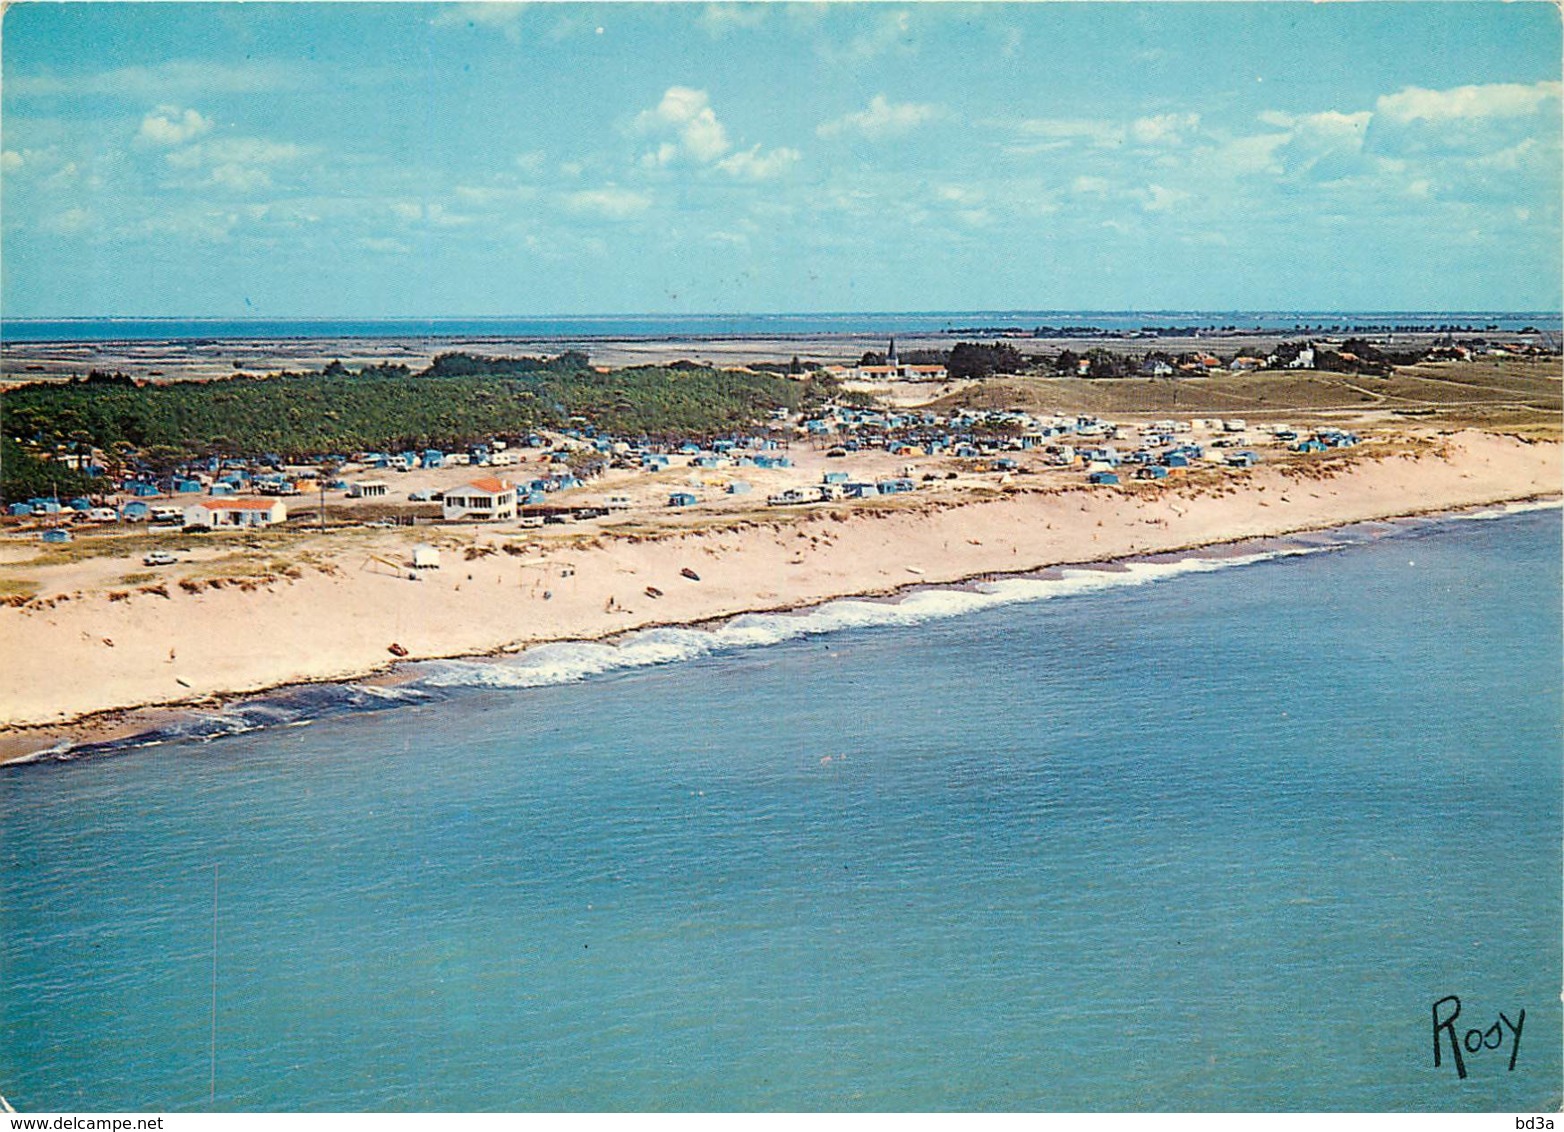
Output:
[183, 498, 287, 529]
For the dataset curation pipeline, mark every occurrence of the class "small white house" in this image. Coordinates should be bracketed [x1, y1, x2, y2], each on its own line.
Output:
[349, 481, 390, 498]
[183, 498, 288, 529]
[411, 544, 441, 569]
[442, 477, 517, 522]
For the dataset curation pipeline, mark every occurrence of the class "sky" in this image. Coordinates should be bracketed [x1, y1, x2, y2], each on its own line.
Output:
[2, 1, 1561, 318]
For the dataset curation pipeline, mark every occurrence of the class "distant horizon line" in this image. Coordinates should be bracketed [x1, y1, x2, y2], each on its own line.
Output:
[6, 309, 1562, 322]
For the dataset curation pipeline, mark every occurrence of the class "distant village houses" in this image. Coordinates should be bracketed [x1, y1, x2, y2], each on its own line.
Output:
[851, 340, 948, 382]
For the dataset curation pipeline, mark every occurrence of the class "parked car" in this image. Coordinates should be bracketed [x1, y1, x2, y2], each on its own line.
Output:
[143, 551, 178, 566]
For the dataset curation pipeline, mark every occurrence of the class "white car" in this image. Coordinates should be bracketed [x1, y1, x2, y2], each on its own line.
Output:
[143, 551, 178, 566]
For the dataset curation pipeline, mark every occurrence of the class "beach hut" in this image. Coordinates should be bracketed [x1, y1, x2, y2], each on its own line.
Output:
[667, 492, 697, 508]
[41, 528, 71, 544]
[822, 472, 849, 484]
[1088, 471, 1120, 485]
[122, 501, 152, 521]
[411, 544, 441, 570]
[1225, 451, 1260, 468]
[349, 481, 390, 498]
[8, 503, 33, 517]
[726, 481, 752, 495]
[1136, 466, 1169, 480]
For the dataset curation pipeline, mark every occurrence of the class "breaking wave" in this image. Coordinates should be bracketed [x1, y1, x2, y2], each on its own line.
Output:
[416, 550, 1318, 691]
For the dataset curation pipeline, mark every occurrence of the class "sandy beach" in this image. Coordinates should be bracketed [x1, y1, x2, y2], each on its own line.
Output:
[0, 428, 1555, 759]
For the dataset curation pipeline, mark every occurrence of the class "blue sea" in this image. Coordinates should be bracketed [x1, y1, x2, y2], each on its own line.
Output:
[2, 310, 1559, 343]
[1, 507, 1559, 1112]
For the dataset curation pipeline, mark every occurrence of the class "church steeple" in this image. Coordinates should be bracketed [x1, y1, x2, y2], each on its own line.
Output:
[887, 336, 898, 367]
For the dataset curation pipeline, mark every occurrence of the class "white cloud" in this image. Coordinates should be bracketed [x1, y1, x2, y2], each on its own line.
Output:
[1368, 81, 1562, 158]
[634, 86, 731, 165]
[43, 161, 80, 190]
[1071, 176, 1111, 195]
[1468, 138, 1539, 173]
[1010, 117, 1124, 149]
[1130, 112, 1200, 146]
[1274, 110, 1373, 181]
[161, 133, 309, 193]
[453, 184, 540, 208]
[697, 4, 767, 37]
[1376, 81, 1562, 124]
[716, 145, 800, 181]
[631, 86, 794, 179]
[1141, 184, 1191, 213]
[817, 94, 942, 140]
[130, 207, 239, 243]
[566, 187, 652, 219]
[431, 3, 526, 40]
[10, 60, 310, 99]
[1, 151, 24, 173]
[358, 237, 412, 255]
[138, 105, 212, 147]
[184, 137, 308, 167]
[207, 164, 273, 193]
[934, 184, 983, 205]
[835, 8, 914, 62]
[1216, 131, 1290, 176]
[42, 207, 94, 235]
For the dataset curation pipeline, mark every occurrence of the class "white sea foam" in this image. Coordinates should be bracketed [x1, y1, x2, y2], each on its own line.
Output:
[1460, 498, 1562, 521]
[8, 739, 74, 764]
[346, 683, 431, 702]
[420, 549, 1317, 691]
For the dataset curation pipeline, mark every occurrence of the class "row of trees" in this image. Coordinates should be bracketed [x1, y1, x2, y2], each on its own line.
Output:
[3, 354, 812, 494]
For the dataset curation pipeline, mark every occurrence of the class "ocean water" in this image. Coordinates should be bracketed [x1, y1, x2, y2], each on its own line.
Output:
[0, 508, 1558, 1112]
[2, 310, 1558, 343]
